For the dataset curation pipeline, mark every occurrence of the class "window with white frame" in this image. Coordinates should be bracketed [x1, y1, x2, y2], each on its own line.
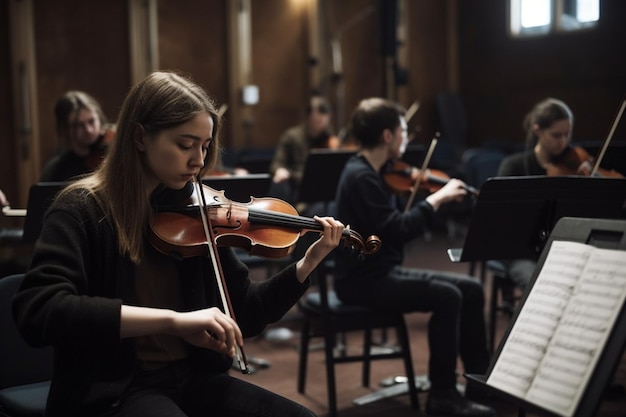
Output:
[510, 0, 600, 37]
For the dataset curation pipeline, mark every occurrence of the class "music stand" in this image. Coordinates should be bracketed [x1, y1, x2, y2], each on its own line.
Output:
[22, 182, 66, 244]
[448, 176, 626, 263]
[202, 173, 271, 203]
[296, 149, 356, 205]
[466, 216, 626, 417]
[400, 143, 426, 167]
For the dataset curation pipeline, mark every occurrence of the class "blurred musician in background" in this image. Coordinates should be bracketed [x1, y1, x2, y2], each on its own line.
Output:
[40, 90, 115, 182]
[269, 93, 337, 205]
[497, 97, 574, 292]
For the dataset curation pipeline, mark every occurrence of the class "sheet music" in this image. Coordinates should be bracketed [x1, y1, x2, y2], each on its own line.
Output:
[487, 240, 626, 417]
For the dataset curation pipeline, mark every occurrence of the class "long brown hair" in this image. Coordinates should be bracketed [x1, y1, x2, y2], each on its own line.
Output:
[523, 97, 573, 146]
[63, 71, 222, 263]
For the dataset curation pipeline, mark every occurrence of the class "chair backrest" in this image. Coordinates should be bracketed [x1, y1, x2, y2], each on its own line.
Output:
[462, 147, 507, 189]
[0, 274, 54, 389]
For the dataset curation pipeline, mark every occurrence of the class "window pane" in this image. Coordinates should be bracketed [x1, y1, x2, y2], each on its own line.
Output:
[562, 0, 599, 30]
[521, 0, 551, 28]
[575, 0, 599, 22]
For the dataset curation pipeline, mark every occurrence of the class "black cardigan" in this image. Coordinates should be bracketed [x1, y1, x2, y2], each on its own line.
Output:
[12, 186, 309, 416]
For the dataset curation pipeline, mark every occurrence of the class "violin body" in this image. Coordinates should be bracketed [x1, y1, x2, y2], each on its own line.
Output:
[382, 159, 478, 196]
[150, 195, 301, 259]
[85, 127, 115, 170]
[547, 146, 624, 178]
[149, 184, 381, 260]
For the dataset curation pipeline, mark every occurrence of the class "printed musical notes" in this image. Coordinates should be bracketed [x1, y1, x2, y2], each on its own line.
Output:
[487, 240, 626, 417]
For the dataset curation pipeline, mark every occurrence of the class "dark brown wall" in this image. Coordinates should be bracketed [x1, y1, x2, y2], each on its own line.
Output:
[2, 0, 625, 213]
[458, 0, 626, 148]
[0, 1, 17, 229]
[405, 1, 450, 144]
[157, 0, 229, 143]
[248, 0, 311, 148]
[34, 0, 130, 160]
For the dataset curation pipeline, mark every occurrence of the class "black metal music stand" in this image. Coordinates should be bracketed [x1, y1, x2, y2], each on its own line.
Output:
[448, 176, 626, 263]
[466, 216, 626, 417]
[22, 182, 66, 244]
[296, 149, 356, 207]
[202, 173, 271, 203]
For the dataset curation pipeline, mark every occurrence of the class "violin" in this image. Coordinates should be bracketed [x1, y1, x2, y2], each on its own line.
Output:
[547, 146, 624, 178]
[148, 181, 381, 374]
[148, 184, 382, 260]
[85, 127, 115, 170]
[548, 97, 626, 178]
[382, 159, 479, 196]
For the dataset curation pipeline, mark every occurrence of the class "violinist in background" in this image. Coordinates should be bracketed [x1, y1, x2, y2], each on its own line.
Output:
[334, 98, 495, 417]
[498, 97, 574, 180]
[13, 71, 344, 417]
[40, 90, 115, 182]
[268, 93, 338, 206]
[497, 97, 574, 292]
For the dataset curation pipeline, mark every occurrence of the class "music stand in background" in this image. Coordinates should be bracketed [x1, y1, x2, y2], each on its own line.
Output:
[296, 149, 356, 213]
[400, 143, 426, 168]
[448, 176, 626, 264]
[22, 182, 66, 244]
[202, 173, 271, 203]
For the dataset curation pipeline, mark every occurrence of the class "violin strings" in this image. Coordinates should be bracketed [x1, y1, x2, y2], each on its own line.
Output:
[247, 208, 321, 230]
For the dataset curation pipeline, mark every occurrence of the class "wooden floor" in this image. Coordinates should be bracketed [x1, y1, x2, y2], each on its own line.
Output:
[237, 229, 626, 417]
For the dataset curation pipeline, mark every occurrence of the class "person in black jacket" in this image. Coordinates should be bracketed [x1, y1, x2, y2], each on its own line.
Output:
[13, 71, 344, 417]
[334, 98, 495, 417]
[40, 90, 115, 182]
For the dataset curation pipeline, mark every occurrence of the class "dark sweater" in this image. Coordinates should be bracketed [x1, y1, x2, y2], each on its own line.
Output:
[334, 155, 435, 284]
[12, 185, 308, 416]
[497, 149, 546, 177]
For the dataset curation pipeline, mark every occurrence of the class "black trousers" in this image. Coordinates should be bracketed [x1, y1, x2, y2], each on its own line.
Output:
[99, 359, 316, 417]
[336, 266, 491, 391]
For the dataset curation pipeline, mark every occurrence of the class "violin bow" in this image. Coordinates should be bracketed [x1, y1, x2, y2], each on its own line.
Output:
[193, 177, 251, 374]
[405, 100, 421, 123]
[405, 100, 420, 142]
[591, 98, 626, 177]
[404, 133, 439, 212]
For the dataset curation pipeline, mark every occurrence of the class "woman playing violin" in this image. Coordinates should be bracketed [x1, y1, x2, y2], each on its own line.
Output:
[498, 97, 574, 178]
[497, 97, 574, 293]
[40, 90, 115, 182]
[13, 71, 344, 417]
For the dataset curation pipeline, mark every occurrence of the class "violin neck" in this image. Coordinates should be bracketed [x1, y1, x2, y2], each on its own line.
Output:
[249, 208, 319, 231]
[248, 208, 351, 237]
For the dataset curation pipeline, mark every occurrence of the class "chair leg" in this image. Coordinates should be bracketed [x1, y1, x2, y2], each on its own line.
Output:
[396, 320, 419, 410]
[297, 319, 310, 393]
[362, 327, 372, 387]
[324, 329, 339, 417]
[489, 274, 499, 354]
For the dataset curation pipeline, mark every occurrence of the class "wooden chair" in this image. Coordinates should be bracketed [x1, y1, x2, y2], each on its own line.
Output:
[296, 260, 419, 417]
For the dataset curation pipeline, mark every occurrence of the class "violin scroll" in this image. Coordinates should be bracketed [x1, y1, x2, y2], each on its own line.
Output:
[341, 228, 381, 257]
